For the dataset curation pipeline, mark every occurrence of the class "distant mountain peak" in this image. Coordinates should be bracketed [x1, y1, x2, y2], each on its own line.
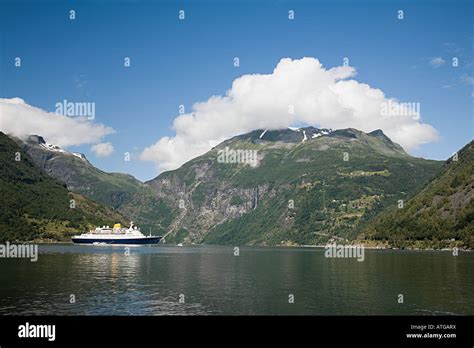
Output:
[368, 129, 386, 137]
[24, 134, 88, 161]
[214, 126, 407, 158]
[287, 126, 301, 132]
[242, 126, 333, 144]
[367, 129, 393, 141]
[329, 128, 364, 139]
[8, 132, 143, 210]
[26, 134, 46, 145]
[72, 152, 88, 161]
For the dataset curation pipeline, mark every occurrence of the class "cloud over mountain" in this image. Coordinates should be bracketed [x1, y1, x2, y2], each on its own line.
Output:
[0, 98, 114, 147]
[91, 142, 114, 157]
[140, 57, 439, 172]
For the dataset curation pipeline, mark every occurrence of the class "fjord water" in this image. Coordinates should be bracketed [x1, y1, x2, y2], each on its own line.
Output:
[0, 245, 472, 315]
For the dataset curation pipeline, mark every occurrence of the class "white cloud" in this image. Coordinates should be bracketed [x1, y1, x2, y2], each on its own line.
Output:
[140, 57, 439, 172]
[91, 142, 114, 157]
[429, 57, 446, 68]
[0, 97, 114, 147]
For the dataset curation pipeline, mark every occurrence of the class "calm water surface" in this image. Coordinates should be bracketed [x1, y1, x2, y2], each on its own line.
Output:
[0, 244, 472, 315]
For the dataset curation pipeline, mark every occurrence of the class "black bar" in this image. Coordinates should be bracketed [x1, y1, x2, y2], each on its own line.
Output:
[0, 315, 472, 346]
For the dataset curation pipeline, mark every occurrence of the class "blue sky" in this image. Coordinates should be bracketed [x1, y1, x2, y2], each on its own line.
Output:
[0, 0, 472, 181]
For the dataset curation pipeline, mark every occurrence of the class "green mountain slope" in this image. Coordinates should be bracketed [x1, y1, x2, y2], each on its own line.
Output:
[16, 135, 143, 209]
[0, 132, 128, 242]
[11, 134, 174, 236]
[361, 141, 474, 249]
[131, 127, 442, 245]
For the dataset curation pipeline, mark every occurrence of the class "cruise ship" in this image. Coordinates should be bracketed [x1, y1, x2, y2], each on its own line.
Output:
[72, 222, 162, 245]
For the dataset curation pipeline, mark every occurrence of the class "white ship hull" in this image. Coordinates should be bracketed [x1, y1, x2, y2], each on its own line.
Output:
[72, 222, 162, 245]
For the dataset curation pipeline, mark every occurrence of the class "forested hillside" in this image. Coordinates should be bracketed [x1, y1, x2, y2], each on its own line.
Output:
[0, 132, 128, 242]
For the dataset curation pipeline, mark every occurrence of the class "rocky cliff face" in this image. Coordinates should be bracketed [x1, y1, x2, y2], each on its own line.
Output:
[140, 168, 272, 242]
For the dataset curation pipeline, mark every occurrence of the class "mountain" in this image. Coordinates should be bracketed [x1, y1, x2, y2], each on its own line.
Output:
[361, 141, 474, 249]
[12, 134, 170, 236]
[0, 132, 128, 242]
[10, 127, 453, 247]
[127, 127, 442, 245]
[16, 135, 143, 209]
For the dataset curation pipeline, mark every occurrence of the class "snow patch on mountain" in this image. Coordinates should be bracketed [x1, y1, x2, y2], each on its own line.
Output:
[311, 128, 332, 138]
[39, 142, 67, 153]
[27, 135, 87, 161]
[72, 152, 87, 161]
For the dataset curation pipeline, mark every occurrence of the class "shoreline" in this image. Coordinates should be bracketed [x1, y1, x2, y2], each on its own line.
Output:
[22, 239, 473, 252]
